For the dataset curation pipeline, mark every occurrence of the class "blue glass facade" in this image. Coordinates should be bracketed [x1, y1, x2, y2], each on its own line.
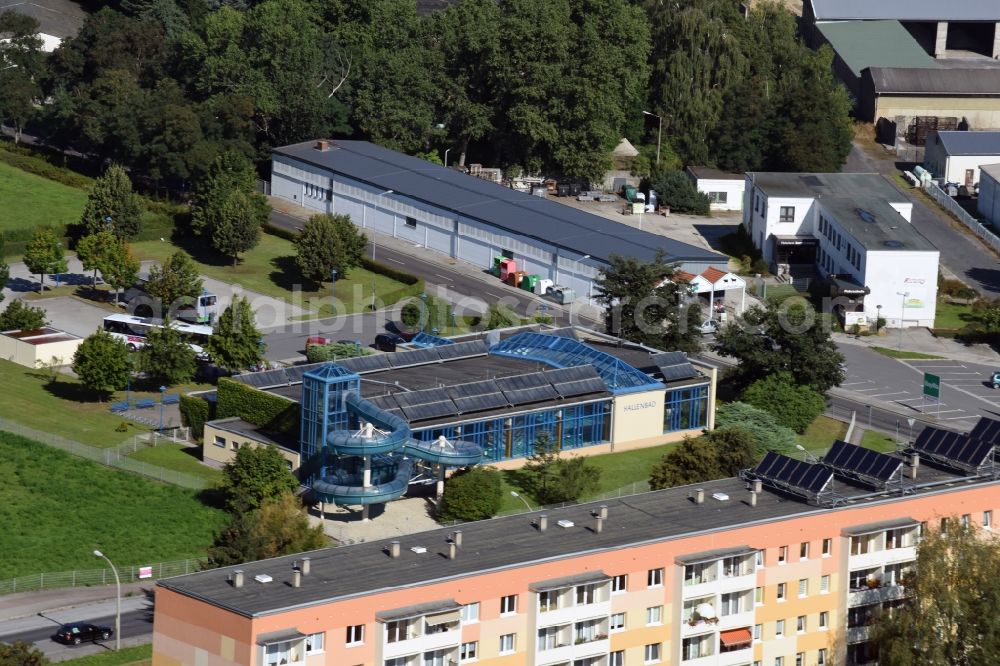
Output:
[664, 386, 709, 433]
[413, 400, 612, 463]
[299, 366, 360, 462]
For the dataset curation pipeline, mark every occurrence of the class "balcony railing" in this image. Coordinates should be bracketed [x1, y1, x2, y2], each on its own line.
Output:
[848, 584, 908, 607]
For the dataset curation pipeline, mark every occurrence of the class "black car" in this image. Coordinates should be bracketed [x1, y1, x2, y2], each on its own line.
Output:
[52, 623, 113, 645]
[374, 333, 405, 352]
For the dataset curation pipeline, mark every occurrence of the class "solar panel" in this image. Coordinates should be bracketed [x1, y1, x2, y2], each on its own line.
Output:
[338, 354, 392, 373]
[393, 388, 453, 408]
[243, 369, 289, 388]
[435, 340, 488, 360]
[503, 385, 560, 406]
[551, 378, 608, 398]
[914, 426, 994, 470]
[495, 372, 551, 391]
[387, 347, 442, 367]
[400, 400, 460, 422]
[753, 452, 834, 498]
[367, 394, 403, 416]
[822, 440, 902, 485]
[447, 379, 502, 399]
[452, 393, 510, 413]
[651, 351, 697, 382]
[970, 417, 1000, 446]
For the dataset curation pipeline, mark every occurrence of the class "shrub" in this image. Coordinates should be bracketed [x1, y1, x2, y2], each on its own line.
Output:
[649, 170, 711, 215]
[0, 143, 94, 189]
[714, 401, 797, 455]
[437, 467, 503, 522]
[938, 277, 967, 297]
[179, 394, 213, 439]
[740, 373, 827, 434]
[305, 342, 372, 363]
[216, 378, 299, 434]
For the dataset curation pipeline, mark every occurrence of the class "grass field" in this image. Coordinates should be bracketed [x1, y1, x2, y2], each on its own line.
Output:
[0, 430, 225, 579]
[871, 346, 943, 360]
[861, 430, 899, 452]
[132, 234, 408, 316]
[60, 643, 151, 665]
[0, 161, 87, 234]
[798, 415, 847, 454]
[934, 301, 978, 330]
[130, 443, 222, 483]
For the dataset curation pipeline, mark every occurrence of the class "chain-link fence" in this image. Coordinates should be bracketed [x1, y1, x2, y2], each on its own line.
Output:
[0, 418, 210, 489]
[0, 557, 206, 595]
[924, 181, 1000, 254]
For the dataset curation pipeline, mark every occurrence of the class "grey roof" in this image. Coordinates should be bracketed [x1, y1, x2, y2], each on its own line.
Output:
[932, 131, 1000, 156]
[529, 571, 609, 592]
[817, 21, 938, 77]
[981, 163, 1000, 182]
[272, 140, 725, 266]
[810, 0, 1000, 21]
[841, 517, 919, 536]
[749, 172, 905, 200]
[868, 67, 1000, 96]
[675, 545, 755, 565]
[158, 460, 1000, 618]
[208, 417, 298, 453]
[686, 166, 744, 181]
[0, 0, 86, 38]
[375, 599, 460, 622]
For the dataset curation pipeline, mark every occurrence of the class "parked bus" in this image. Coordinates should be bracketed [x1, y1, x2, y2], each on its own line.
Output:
[102, 313, 212, 360]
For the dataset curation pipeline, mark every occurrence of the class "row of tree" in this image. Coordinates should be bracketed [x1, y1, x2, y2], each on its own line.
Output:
[0, 0, 853, 189]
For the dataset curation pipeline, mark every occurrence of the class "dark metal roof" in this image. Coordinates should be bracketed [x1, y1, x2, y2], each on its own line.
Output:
[932, 131, 1000, 157]
[811, 0, 1000, 21]
[816, 20, 938, 78]
[272, 140, 725, 266]
[869, 67, 1000, 96]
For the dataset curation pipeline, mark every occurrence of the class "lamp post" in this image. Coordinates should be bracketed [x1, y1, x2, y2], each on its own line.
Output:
[444, 148, 451, 168]
[642, 111, 663, 167]
[794, 444, 820, 463]
[896, 291, 910, 350]
[510, 491, 533, 512]
[907, 417, 916, 445]
[331, 269, 338, 301]
[93, 550, 120, 651]
[420, 293, 428, 333]
[158, 385, 167, 431]
[451, 309, 457, 335]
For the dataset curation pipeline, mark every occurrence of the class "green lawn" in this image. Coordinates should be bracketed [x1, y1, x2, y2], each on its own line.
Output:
[871, 346, 944, 360]
[0, 430, 225, 579]
[130, 443, 222, 483]
[934, 300, 977, 330]
[861, 430, 899, 452]
[132, 234, 409, 316]
[798, 415, 847, 454]
[61, 644, 151, 666]
[0, 160, 87, 233]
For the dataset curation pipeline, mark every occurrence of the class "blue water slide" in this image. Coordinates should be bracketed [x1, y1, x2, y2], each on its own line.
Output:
[311, 458, 414, 505]
[326, 393, 410, 456]
[404, 438, 484, 466]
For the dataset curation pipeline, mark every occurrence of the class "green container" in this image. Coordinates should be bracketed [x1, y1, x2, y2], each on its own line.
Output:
[521, 274, 539, 291]
[491, 256, 504, 277]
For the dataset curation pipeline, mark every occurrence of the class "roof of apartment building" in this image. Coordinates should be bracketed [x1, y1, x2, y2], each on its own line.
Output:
[868, 67, 1000, 96]
[816, 21, 939, 77]
[272, 140, 725, 267]
[981, 163, 1000, 182]
[810, 0, 1000, 21]
[931, 131, 1000, 156]
[158, 453, 997, 618]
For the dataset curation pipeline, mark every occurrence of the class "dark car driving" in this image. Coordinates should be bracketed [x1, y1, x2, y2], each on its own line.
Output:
[52, 623, 113, 645]
[374, 333, 405, 352]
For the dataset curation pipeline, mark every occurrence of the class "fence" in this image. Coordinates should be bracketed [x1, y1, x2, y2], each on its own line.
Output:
[923, 181, 1000, 254]
[0, 557, 206, 595]
[106, 428, 191, 462]
[0, 418, 211, 489]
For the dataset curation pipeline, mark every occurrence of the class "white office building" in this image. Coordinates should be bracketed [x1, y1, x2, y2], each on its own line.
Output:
[686, 167, 745, 212]
[924, 131, 1000, 188]
[743, 172, 939, 328]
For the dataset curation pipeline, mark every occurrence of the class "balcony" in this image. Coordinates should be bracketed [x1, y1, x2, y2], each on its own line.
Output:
[681, 653, 718, 666]
[847, 625, 872, 644]
[848, 584, 908, 607]
[536, 601, 611, 628]
[882, 546, 917, 565]
[382, 628, 461, 660]
[682, 579, 722, 600]
[535, 638, 609, 665]
[718, 646, 754, 666]
[717, 610, 755, 631]
[718, 571, 756, 595]
[681, 619, 718, 639]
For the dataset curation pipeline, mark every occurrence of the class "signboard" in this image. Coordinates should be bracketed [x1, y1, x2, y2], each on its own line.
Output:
[923, 373, 940, 399]
[844, 311, 867, 327]
[139, 566, 153, 580]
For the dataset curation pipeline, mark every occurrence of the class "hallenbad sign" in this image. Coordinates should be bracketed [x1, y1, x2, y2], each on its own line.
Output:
[623, 400, 658, 413]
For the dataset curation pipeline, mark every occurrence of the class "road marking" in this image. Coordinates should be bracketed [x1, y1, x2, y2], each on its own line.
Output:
[434, 273, 452, 280]
[919, 408, 964, 415]
[850, 387, 885, 392]
[944, 415, 980, 420]
[386, 258, 405, 265]
[841, 381, 874, 387]
[907, 364, 966, 368]
[895, 397, 925, 402]
[869, 391, 908, 398]
[935, 372, 981, 376]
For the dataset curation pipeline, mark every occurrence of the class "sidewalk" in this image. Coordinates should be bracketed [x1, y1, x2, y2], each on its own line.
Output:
[0, 582, 150, 623]
[833, 328, 1000, 365]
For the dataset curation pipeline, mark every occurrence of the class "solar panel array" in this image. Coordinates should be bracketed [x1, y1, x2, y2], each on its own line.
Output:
[823, 440, 902, 486]
[435, 340, 489, 361]
[914, 425, 995, 471]
[650, 351, 698, 382]
[495, 373, 560, 404]
[338, 354, 392, 373]
[446, 380, 509, 413]
[752, 452, 834, 500]
[544, 366, 607, 398]
[970, 417, 1000, 446]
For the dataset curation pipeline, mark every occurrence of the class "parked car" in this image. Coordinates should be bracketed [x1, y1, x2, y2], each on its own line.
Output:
[305, 336, 330, 348]
[698, 319, 720, 335]
[52, 623, 113, 645]
[374, 333, 406, 352]
[990, 371, 1000, 389]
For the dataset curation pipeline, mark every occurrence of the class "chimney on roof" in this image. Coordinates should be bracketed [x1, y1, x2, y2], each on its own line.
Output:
[538, 514, 548, 532]
[909, 453, 920, 480]
[300, 557, 310, 575]
[232, 570, 244, 588]
[752, 480, 762, 493]
[292, 569, 302, 588]
[315, 140, 330, 151]
[598, 505, 608, 520]
[750, 491, 758, 507]
[695, 488, 705, 505]
[448, 542, 457, 560]
[389, 541, 401, 558]
[452, 530, 463, 547]
[595, 515, 604, 534]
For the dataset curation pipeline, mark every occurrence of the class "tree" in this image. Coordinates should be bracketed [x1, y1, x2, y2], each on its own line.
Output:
[294, 213, 367, 283]
[23, 228, 67, 292]
[0, 11, 44, 145]
[76, 231, 117, 288]
[78, 164, 144, 239]
[145, 251, 203, 318]
[520, 432, 601, 504]
[0, 299, 47, 331]
[99, 239, 140, 305]
[437, 466, 503, 522]
[206, 296, 264, 372]
[712, 299, 845, 393]
[191, 151, 264, 238]
[714, 401, 797, 456]
[485, 302, 521, 330]
[72, 331, 131, 400]
[650, 171, 710, 215]
[872, 524, 1000, 666]
[207, 491, 326, 567]
[220, 444, 299, 512]
[649, 427, 757, 490]
[138, 321, 197, 384]
[211, 190, 264, 263]
[741, 372, 827, 434]
[0, 236, 9, 307]
[0, 640, 47, 666]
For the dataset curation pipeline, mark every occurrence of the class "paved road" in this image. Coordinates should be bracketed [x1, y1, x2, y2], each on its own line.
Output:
[844, 143, 1000, 295]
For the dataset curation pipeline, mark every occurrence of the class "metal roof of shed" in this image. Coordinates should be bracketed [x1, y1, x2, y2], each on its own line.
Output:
[811, 0, 1000, 21]
[272, 140, 725, 267]
[817, 21, 938, 77]
[868, 67, 1000, 96]
[931, 131, 1000, 156]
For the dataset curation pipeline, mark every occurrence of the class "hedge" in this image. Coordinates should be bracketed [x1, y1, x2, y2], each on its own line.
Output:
[179, 394, 213, 440]
[216, 377, 299, 435]
[0, 143, 94, 189]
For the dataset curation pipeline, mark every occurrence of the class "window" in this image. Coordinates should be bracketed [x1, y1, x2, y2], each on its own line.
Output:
[797, 616, 806, 633]
[305, 632, 325, 654]
[822, 538, 832, 556]
[777, 583, 786, 601]
[708, 191, 728, 204]
[647, 568, 663, 587]
[345, 625, 363, 646]
[460, 641, 478, 662]
[961, 514, 971, 528]
[986, 510, 993, 529]
[500, 594, 517, 615]
[646, 606, 662, 626]
[779, 206, 795, 223]
[460, 603, 479, 623]
[231, 441, 239, 451]
[820, 575, 830, 594]
[501, 249, 514, 260]
[819, 611, 829, 629]
[720, 591, 750, 616]
[537, 626, 559, 651]
[800, 542, 809, 559]
[776, 619, 785, 637]
[775, 658, 784, 666]
[753, 624, 762, 641]
[778, 546, 788, 564]
[610, 612, 626, 632]
[798, 578, 808, 597]
[756, 550, 765, 567]
[213, 435, 225, 448]
[796, 653, 804, 666]
[538, 590, 558, 612]
[576, 583, 598, 605]
[386, 620, 410, 643]
[755, 586, 763, 605]
[818, 648, 828, 666]
[610, 651, 625, 666]
[940, 517, 949, 533]
[499, 634, 515, 655]
[404, 216, 417, 229]
[612, 574, 627, 593]
[644, 643, 661, 663]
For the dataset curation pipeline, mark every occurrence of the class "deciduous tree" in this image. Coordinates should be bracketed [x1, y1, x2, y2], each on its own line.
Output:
[211, 190, 264, 264]
[23, 229, 67, 292]
[145, 250, 203, 317]
[0, 236, 9, 307]
[79, 164, 144, 239]
[293, 213, 366, 283]
[649, 427, 757, 490]
[741, 372, 827, 434]
[76, 231, 117, 288]
[220, 443, 299, 512]
[0, 11, 44, 144]
[521, 432, 601, 504]
[206, 491, 326, 567]
[0, 299, 46, 331]
[437, 467, 503, 522]
[206, 296, 263, 372]
[714, 401, 797, 456]
[650, 170, 710, 215]
[99, 239, 140, 305]
[0, 640, 47, 666]
[138, 321, 197, 385]
[72, 331, 131, 401]
[190, 151, 258, 237]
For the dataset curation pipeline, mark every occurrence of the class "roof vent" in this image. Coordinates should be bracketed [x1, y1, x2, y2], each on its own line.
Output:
[855, 208, 877, 224]
[712, 492, 730, 502]
[557, 519, 575, 529]
[314, 140, 331, 151]
[232, 570, 244, 588]
[410, 546, 427, 554]
[254, 574, 273, 584]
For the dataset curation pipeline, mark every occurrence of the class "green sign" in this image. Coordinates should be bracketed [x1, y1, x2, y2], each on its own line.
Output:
[923, 373, 940, 399]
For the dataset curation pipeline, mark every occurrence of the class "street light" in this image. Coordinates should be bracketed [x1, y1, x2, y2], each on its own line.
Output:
[444, 148, 451, 168]
[907, 417, 916, 445]
[158, 385, 167, 431]
[331, 268, 338, 300]
[93, 550, 121, 651]
[794, 444, 820, 463]
[896, 291, 910, 350]
[875, 304, 882, 333]
[510, 491, 533, 512]
[420, 293, 428, 333]
[642, 111, 663, 167]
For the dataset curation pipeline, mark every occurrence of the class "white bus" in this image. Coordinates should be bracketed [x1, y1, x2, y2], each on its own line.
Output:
[102, 314, 212, 359]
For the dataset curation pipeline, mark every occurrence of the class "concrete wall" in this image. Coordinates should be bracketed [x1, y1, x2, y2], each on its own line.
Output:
[862, 250, 939, 328]
[979, 169, 1000, 224]
[203, 420, 300, 470]
[0, 336, 80, 368]
[693, 178, 745, 211]
[872, 96, 1000, 132]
